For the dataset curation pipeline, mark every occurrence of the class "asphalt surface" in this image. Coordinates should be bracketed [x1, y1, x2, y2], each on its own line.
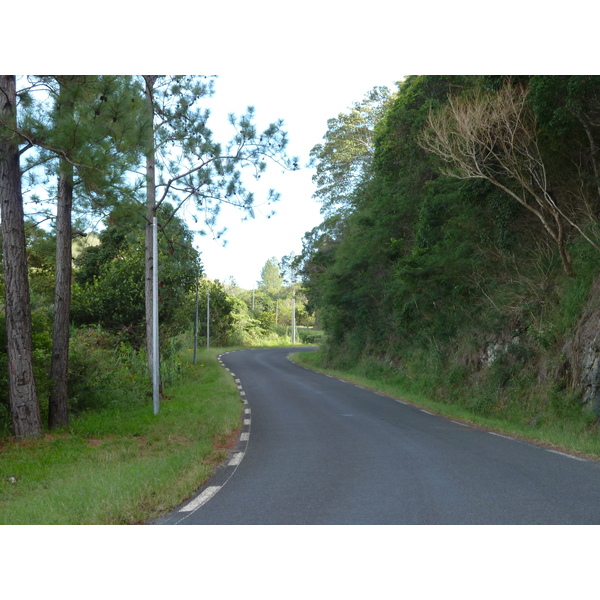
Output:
[155, 346, 600, 525]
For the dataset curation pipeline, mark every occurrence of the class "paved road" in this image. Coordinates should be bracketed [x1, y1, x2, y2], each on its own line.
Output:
[156, 347, 600, 525]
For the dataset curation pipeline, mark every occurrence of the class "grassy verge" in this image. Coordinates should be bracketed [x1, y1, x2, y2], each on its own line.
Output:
[290, 348, 600, 461]
[0, 348, 243, 524]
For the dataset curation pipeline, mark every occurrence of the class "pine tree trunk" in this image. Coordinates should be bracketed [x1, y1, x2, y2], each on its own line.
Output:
[49, 79, 76, 428]
[0, 75, 42, 438]
[48, 163, 72, 428]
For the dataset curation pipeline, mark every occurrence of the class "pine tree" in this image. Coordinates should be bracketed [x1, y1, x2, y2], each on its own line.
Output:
[140, 75, 296, 403]
[26, 75, 145, 428]
[0, 75, 42, 438]
[258, 257, 283, 295]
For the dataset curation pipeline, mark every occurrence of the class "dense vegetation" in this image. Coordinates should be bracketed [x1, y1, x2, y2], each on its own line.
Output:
[0, 75, 302, 439]
[5, 73, 600, 450]
[298, 75, 600, 433]
[0, 220, 309, 437]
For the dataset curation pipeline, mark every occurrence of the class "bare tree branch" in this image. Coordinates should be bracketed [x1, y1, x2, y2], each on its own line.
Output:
[420, 83, 600, 276]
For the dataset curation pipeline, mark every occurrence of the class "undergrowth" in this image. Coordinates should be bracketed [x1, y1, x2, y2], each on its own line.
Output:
[0, 347, 243, 524]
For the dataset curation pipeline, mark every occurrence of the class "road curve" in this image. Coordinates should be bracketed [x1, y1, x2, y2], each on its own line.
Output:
[156, 346, 600, 525]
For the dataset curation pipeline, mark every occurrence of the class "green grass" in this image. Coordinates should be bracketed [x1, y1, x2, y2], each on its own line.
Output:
[290, 348, 600, 461]
[0, 348, 243, 524]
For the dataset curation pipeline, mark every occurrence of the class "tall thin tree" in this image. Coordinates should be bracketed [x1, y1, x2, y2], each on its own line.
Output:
[0, 75, 42, 438]
[48, 78, 75, 428]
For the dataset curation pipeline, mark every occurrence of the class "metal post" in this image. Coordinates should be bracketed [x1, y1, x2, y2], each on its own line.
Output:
[152, 216, 159, 415]
[291, 266, 296, 344]
[193, 281, 199, 364]
[206, 287, 210, 350]
[292, 294, 296, 344]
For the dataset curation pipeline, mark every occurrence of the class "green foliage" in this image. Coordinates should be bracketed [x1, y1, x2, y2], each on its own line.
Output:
[196, 278, 239, 346]
[66, 328, 150, 414]
[19, 76, 145, 223]
[72, 201, 201, 347]
[300, 74, 600, 430]
[257, 256, 283, 295]
[309, 86, 395, 217]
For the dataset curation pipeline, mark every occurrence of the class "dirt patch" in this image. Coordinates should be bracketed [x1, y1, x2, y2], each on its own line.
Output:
[0, 432, 72, 453]
[205, 425, 243, 467]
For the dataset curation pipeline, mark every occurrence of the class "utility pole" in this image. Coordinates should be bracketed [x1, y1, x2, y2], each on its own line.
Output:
[206, 287, 210, 350]
[193, 280, 199, 364]
[292, 294, 296, 344]
[291, 265, 296, 344]
[152, 216, 159, 415]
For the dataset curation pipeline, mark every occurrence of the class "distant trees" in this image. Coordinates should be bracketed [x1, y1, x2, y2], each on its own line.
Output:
[195, 279, 238, 346]
[257, 257, 283, 294]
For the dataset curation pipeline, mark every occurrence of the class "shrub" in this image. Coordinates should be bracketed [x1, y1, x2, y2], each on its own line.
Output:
[68, 327, 150, 415]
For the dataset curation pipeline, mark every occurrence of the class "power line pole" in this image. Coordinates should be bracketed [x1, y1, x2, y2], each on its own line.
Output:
[206, 287, 210, 350]
[152, 216, 159, 415]
[193, 280, 199, 364]
[291, 265, 296, 344]
[292, 293, 296, 344]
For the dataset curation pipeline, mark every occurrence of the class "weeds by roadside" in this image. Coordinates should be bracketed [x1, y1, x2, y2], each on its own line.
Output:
[0, 348, 243, 524]
[290, 348, 600, 461]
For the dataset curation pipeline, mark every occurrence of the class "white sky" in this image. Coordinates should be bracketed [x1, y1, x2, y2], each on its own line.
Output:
[194, 70, 402, 288]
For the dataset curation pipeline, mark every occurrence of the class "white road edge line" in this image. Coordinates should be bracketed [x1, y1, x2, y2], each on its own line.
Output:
[179, 486, 221, 512]
[289, 353, 597, 465]
[547, 449, 587, 462]
[174, 352, 251, 520]
[228, 452, 244, 466]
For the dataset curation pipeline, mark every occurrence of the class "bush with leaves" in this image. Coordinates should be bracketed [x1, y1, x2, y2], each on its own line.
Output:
[72, 202, 201, 347]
